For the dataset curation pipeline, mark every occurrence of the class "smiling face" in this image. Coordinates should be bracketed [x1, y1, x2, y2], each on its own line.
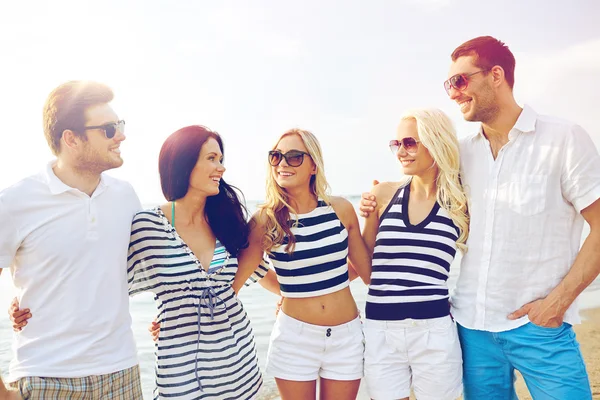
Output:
[188, 137, 226, 197]
[75, 103, 126, 173]
[395, 118, 437, 178]
[271, 134, 316, 192]
[447, 55, 499, 123]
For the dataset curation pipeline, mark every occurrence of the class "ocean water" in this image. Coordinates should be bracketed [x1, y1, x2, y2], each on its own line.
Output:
[1, 198, 599, 399]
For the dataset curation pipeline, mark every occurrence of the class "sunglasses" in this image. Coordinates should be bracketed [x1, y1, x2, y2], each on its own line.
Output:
[268, 150, 310, 167]
[389, 137, 420, 155]
[443, 70, 487, 95]
[83, 120, 125, 139]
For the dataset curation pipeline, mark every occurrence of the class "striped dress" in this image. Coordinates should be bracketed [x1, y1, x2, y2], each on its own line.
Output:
[269, 200, 350, 298]
[366, 183, 459, 321]
[127, 208, 266, 400]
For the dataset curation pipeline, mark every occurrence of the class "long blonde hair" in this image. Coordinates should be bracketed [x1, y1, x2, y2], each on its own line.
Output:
[400, 108, 470, 252]
[258, 129, 331, 254]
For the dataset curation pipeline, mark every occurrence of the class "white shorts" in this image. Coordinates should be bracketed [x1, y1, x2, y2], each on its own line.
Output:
[265, 311, 364, 381]
[364, 316, 463, 400]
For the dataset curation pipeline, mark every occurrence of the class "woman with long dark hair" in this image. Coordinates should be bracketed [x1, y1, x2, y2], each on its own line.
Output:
[127, 125, 271, 399]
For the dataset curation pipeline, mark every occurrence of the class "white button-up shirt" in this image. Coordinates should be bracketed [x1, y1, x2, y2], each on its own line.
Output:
[451, 105, 600, 332]
[0, 162, 141, 381]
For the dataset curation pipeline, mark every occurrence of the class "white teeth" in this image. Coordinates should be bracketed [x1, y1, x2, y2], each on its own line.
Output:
[459, 100, 472, 112]
[111, 148, 121, 154]
[279, 172, 293, 176]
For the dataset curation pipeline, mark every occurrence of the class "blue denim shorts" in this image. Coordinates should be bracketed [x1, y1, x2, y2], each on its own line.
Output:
[457, 322, 592, 400]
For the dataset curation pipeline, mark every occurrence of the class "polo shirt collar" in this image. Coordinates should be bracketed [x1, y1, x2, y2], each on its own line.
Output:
[44, 160, 108, 196]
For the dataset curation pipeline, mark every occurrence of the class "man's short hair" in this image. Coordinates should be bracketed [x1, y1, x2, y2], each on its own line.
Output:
[451, 36, 516, 89]
[43, 81, 114, 155]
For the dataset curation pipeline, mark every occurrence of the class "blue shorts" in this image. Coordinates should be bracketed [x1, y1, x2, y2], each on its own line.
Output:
[457, 322, 592, 400]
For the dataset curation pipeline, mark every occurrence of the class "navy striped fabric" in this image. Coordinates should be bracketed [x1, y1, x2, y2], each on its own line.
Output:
[269, 200, 350, 298]
[366, 184, 459, 321]
[127, 208, 267, 400]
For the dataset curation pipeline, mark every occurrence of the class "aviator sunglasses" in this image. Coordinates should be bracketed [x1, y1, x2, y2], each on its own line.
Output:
[443, 70, 488, 95]
[83, 120, 126, 139]
[268, 150, 311, 167]
[389, 137, 420, 155]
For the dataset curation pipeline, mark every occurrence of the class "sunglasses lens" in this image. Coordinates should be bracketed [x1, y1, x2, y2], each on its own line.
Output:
[403, 138, 418, 153]
[286, 151, 304, 167]
[268, 151, 282, 166]
[105, 125, 117, 139]
[452, 75, 467, 90]
[389, 140, 399, 153]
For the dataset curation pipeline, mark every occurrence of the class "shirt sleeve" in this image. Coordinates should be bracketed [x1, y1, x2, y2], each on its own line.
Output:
[0, 195, 20, 269]
[127, 213, 159, 296]
[561, 125, 600, 213]
[243, 257, 271, 287]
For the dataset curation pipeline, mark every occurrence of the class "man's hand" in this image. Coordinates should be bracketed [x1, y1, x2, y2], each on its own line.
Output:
[359, 180, 380, 218]
[8, 298, 30, 332]
[508, 297, 565, 328]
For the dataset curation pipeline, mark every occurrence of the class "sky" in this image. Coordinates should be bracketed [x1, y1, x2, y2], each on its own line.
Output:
[1, 0, 599, 203]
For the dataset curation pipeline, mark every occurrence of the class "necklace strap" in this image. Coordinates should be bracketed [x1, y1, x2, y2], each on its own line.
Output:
[171, 201, 175, 228]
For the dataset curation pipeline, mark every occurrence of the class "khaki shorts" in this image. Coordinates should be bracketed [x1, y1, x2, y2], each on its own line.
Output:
[8, 365, 143, 400]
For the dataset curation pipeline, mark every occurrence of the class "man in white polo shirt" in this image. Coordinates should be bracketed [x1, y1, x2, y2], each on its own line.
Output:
[0, 81, 142, 399]
[361, 37, 600, 399]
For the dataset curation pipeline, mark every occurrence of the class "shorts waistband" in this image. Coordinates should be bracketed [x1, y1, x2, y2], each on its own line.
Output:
[365, 315, 451, 329]
[277, 311, 362, 335]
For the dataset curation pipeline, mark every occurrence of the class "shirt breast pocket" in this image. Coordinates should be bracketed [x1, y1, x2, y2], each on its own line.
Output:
[507, 174, 548, 216]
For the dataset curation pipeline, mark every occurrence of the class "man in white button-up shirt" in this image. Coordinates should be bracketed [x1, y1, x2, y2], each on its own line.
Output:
[446, 36, 600, 400]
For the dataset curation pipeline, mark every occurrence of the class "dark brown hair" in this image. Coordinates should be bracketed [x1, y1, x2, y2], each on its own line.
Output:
[43, 81, 114, 155]
[451, 36, 516, 89]
[159, 125, 250, 255]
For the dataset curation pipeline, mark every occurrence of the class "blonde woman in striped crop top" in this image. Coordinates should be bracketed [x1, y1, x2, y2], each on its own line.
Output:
[234, 129, 372, 400]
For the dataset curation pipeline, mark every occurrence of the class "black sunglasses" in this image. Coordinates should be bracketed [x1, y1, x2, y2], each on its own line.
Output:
[268, 150, 310, 167]
[83, 120, 125, 139]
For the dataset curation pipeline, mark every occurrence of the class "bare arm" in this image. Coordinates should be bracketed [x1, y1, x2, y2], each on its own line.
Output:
[258, 268, 281, 296]
[362, 182, 401, 255]
[509, 198, 600, 326]
[0, 375, 21, 399]
[331, 196, 372, 284]
[232, 213, 269, 294]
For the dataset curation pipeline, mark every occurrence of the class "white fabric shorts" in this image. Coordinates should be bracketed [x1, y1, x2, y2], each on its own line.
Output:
[265, 311, 364, 381]
[364, 315, 463, 400]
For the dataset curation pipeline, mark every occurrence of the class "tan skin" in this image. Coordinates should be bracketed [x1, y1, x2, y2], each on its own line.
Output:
[361, 119, 441, 400]
[0, 378, 21, 400]
[360, 55, 600, 329]
[231, 133, 372, 400]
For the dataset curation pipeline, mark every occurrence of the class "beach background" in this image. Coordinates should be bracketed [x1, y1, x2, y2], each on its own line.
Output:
[1, 198, 599, 399]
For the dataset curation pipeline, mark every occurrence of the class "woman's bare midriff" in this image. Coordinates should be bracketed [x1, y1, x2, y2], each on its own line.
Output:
[281, 286, 359, 326]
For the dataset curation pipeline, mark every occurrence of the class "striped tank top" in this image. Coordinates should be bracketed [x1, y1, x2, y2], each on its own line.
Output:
[269, 200, 350, 298]
[366, 182, 459, 320]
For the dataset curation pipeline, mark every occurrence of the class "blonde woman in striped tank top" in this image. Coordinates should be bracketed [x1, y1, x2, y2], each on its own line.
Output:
[360, 109, 469, 400]
[234, 129, 373, 400]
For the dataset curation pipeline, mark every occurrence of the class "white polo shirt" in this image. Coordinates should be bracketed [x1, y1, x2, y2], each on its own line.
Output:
[0, 162, 141, 381]
[451, 105, 600, 332]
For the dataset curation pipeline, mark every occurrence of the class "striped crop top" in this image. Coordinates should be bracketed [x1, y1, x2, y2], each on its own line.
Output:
[268, 200, 350, 298]
[366, 182, 459, 321]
